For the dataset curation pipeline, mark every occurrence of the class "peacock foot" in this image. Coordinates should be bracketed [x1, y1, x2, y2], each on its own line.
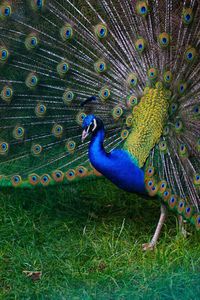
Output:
[179, 217, 191, 238]
[142, 243, 155, 251]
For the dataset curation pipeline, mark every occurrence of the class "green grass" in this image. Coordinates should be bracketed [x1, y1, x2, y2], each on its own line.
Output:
[0, 178, 200, 299]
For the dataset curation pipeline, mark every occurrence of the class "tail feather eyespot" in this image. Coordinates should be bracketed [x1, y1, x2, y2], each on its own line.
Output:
[11, 175, 22, 187]
[95, 23, 108, 39]
[40, 174, 51, 186]
[177, 199, 185, 213]
[66, 169, 76, 181]
[168, 195, 177, 209]
[60, 23, 73, 41]
[13, 126, 25, 140]
[0, 142, 9, 155]
[136, 1, 149, 17]
[76, 166, 88, 178]
[94, 60, 107, 73]
[25, 73, 39, 89]
[158, 180, 167, 194]
[1, 86, 13, 103]
[52, 124, 63, 138]
[52, 170, 64, 182]
[162, 189, 171, 201]
[145, 166, 155, 178]
[29, 174, 40, 185]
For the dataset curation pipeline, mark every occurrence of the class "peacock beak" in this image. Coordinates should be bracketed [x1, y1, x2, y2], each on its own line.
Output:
[81, 128, 89, 142]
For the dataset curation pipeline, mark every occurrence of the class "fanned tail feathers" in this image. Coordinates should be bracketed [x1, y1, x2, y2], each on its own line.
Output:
[0, 0, 199, 228]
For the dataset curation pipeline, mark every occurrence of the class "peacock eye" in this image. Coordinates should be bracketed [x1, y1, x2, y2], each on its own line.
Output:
[194, 173, 200, 186]
[0, 47, 9, 63]
[26, 73, 39, 88]
[3, 6, 11, 17]
[2, 50, 7, 58]
[112, 106, 123, 120]
[127, 73, 138, 88]
[185, 14, 190, 21]
[35, 103, 46, 117]
[60, 24, 73, 41]
[13, 126, 25, 139]
[136, 1, 149, 17]
[31, 0, 46, 11]
[170, 197, 175, 203]
[6, 89, 11, 96]
[63, 90, 74, 105]
[52, 124, 63, 138]
[25, 34, 39, 50]
[159, 140, 167, 152]
[66, 169, 76, 180]
[158, 32, 170, 48]
[14, 176, 19, 182]
[141, 6, 146, 13]
[57, 60, 69, 77]
[29, 174, 40, 185]
[94, 60, 107, 74]
[95, 23, 108, 39]
[135, 38, 146, 53]
[11, 175, 22, 186]
[121, 129, 129, 140]
[31, 144, 43, 156]
[37, 0, 42, 7]
[41, 174, 51, 185]
[182, 8, 193, 25]
[193, 105, 199, 115]
[174, 119, 183, 132]
[5, 7, 10, 16]
[186, 207, 190, 213]
[178, 82, 187, 95]
[0, 142, 9, 154]
[147, 68, 158, 80]
[31, 38, 36, 45]
[184, 47, 197, 63]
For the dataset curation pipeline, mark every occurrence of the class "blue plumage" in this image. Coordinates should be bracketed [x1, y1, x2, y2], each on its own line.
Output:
[82, 115, 146, 194]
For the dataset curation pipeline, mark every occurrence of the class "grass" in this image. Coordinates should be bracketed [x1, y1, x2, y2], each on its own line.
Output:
[0, 177, 200, 299]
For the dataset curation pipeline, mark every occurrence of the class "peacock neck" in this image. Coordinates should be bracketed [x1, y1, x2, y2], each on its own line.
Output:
[89, 126, 108, 171]
[88, 124, 146, 194]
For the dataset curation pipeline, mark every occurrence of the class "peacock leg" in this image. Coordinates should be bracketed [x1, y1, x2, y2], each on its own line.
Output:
[178, 216, 190, 237]
[142, 204, 167, 251]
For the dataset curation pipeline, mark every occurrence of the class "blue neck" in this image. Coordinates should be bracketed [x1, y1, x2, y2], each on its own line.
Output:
[88, 126, 146, 194]
[89, 127, 107, 169]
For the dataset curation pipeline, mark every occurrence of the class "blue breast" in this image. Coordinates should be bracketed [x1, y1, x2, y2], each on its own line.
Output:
[88, 128, 146, 194]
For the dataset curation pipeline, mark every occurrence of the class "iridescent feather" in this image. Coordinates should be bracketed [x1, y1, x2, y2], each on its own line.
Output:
[0, 0, 199, 231]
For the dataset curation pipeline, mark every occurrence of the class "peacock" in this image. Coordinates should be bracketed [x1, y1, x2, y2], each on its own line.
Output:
[0, 0, 200, 250]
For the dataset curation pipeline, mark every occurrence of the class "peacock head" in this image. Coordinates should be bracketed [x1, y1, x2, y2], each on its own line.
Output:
[81, 114, 101, 142]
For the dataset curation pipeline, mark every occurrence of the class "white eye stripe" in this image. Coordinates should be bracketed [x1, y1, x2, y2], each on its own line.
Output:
[86, 125, 90, 133]
[92, 119, 97, 131]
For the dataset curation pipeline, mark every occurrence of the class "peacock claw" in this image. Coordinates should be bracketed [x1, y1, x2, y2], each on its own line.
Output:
[142, 243, 155, 251]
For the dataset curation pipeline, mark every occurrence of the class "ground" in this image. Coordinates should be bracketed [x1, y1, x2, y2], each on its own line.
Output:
[0, 177, 200, 299]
